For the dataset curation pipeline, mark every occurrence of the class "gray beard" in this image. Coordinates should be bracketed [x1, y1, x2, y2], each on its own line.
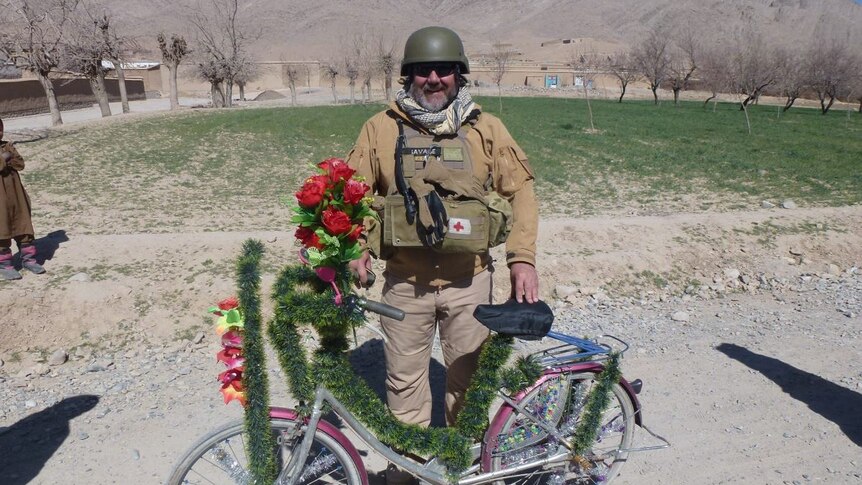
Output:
[408, 83, 455, 112]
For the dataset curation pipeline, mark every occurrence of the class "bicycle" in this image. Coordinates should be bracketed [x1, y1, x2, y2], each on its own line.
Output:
[168, 289, 669, 485]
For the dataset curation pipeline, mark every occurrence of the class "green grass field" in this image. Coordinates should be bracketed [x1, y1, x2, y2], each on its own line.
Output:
[20, 96, 862, 233]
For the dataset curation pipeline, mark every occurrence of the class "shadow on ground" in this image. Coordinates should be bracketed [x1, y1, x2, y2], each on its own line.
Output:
[33, 230, 69, 265]
[717, 343, 862, 446]
[0, 394, 99, 485]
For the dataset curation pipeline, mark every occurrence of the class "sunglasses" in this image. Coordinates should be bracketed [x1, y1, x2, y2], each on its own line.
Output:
[413, 63, 457, 77]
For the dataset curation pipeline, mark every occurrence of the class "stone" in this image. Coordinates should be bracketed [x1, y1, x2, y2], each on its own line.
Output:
[192, 332, 205, 345]
[780, 199, 797, 209]
[724, 268, 741, 281]
[553, 284, 578, 299]
[25, 400, 37, 408]
[68, 272, 91, 282]
[48, 349, 68, 366]
[789, 248, 804, 256]
[761, 200, 775, 209]
[671, 311, 690, 322]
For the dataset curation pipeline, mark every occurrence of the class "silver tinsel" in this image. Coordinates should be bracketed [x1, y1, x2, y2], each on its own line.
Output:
[297, 452, 338, 482]
[209, 443, 251, 484]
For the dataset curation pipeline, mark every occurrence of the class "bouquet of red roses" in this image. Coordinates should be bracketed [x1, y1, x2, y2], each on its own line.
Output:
[291, 158, 376, 289]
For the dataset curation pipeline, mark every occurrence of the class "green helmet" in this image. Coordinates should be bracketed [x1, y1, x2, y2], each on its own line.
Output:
[400, 26, 470, 76]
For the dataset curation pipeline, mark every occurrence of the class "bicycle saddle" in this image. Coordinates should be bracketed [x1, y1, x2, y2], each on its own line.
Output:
[473, 299, 554, 340]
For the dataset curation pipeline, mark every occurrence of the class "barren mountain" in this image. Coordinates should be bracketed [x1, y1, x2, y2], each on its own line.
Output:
[110, 0, 862, 62]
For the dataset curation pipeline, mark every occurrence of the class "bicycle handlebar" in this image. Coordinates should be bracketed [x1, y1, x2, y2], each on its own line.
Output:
[354, 296, 406, 321]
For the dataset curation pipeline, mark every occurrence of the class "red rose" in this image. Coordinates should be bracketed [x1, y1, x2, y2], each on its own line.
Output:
[296, 176, 327, 208]
[343, 179, 369, 205]
[295, 226, 324, 249]
[318, 158, 355, 182]
[218, 296, 239, 311]
[322, 207, 352, 235]
[347, 224, 363, 241]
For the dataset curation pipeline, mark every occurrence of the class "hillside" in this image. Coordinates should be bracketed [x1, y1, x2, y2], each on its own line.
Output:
[109, 0, 862, 62]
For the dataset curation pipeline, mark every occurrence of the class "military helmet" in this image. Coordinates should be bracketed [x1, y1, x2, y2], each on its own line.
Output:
[400, 26, 470, 76]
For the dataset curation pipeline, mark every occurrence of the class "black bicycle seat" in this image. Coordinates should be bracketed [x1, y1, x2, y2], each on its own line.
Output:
[473, 299, 554, 340]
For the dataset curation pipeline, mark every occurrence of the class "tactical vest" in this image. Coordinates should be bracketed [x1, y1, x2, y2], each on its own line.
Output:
[382, 119, 513, 255]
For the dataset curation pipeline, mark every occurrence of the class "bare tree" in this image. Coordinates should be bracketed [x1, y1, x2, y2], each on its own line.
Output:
[374, 34, 398, 101]
[698, 46, 729, 110]
[233, 57, 258, 101]
[571, 51, 600, 132]
[667, 29, 699, 106]
[198, 58, 226, 107]
[773, 48, 806, 112]
[189, 0, 255, 108]
[805, 35, 853, 115]
[489, 41, 513, 113]
[322, 61, 339, 104]
[282, 62, 301, 106]
[604, 50, 640, 103]
[157, 33, 189, 110]
[633, 27, 672, 104]
[725, 29, 778, 134]
[0, 0, 80, 126]
[94, 12, 132, 113]
[343, 55, 359, 104]
[61, 2, 121, 117]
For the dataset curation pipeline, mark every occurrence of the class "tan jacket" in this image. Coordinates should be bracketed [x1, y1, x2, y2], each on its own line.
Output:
[0, 141, 35, 240]
[347, 102, 538, 287]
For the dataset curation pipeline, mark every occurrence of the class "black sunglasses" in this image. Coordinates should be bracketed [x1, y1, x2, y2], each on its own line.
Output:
[413, 63, 457, 77]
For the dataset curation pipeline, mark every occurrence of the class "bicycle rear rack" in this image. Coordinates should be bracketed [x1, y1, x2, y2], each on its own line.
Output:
[533, 333, 630, 368]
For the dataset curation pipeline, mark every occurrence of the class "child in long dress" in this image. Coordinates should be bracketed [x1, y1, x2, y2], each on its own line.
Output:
[0, 117, 45, 280]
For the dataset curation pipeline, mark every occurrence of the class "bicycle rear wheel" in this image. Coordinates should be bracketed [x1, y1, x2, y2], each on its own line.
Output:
[487, 372, 635, 484]
[167, 417, 362, 485]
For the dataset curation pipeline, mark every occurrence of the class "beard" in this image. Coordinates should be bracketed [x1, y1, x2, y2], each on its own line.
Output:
[408, 82, 457, 112]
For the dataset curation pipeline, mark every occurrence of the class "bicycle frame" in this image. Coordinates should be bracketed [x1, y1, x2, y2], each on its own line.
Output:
[276, 333, 664, 485]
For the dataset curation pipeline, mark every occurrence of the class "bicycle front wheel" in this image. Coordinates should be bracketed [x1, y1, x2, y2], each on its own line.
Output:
[487, 372, 635, 484]
[167, 417, 363, 485]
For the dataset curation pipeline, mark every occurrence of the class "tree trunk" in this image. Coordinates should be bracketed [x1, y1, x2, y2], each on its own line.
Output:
[584, 83, 595, 131]
[289, 79, 297, 106]
[651, 86, 659, 104]
[349, 81, 356, 104]
[673, 88, 680, 106]
[90, 72, 112, 118]
[703, 94, 716, 109]
[115, 64, 130, 114]
[331, 80, 338, 104]
[238, 82, 245, 101]
[783, 96, 797, 112]
[36, 72, 63, 126]
[741, 101, 752, 135]
[618, 83, 626, 103]
[821, 95, 834, 114]
[497, 84, 503, 114]
[858, 100, 861, 113]
[364, 80, 371, 102]
[169, 64, 180, 110]
[224, 81, 234, 108]
[384, 75, 392, 101]
[211, 82, 225, 108]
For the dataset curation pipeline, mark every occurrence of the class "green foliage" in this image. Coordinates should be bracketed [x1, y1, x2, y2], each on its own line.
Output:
[571, 353, 622, 457]
[236, 240, 278, 484]
[455, 334, 515, 440]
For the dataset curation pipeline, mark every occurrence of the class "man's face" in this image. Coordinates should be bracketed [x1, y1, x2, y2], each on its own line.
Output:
[408, 63, 459, 112]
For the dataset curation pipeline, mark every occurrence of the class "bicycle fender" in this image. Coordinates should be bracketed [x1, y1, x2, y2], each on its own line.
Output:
[270, 407, 369, 485]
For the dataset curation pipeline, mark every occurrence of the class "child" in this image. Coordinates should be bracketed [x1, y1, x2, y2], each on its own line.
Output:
[0, 117, 45, 280]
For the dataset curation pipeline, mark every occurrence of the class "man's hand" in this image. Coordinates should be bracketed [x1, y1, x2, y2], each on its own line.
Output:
[510, 262, 539, 304]
[349, 250, 373, 288]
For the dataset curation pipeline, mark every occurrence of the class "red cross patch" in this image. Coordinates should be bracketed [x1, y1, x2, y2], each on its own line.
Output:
[448, 218, 471, 235]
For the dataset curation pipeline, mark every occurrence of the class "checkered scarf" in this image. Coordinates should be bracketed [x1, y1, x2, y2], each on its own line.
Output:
[395, 88, 477, 135]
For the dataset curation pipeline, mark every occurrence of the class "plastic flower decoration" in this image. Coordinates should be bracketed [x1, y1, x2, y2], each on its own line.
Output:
[209, 296, 246, 406]
[291, 158, 377, 303]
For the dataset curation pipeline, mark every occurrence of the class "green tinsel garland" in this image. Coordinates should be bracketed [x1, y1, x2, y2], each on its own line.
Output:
[236, 240, 278, 484]
[235, 241, 623, 479]
[571, 353, 622, 457]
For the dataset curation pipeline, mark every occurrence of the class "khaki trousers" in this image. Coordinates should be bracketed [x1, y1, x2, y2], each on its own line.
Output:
[381, 269, 492, 427]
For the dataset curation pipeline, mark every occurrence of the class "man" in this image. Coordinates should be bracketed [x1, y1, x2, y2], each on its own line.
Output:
[346, 24, 539, 468]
